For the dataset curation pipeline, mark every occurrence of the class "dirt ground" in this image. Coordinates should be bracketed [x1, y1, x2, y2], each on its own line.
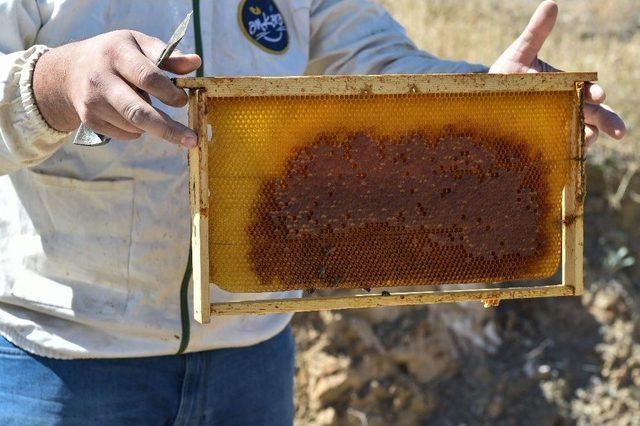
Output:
[293, 1, 640, 425]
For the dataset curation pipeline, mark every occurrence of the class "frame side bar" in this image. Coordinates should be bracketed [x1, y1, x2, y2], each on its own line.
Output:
[175, 72, 598, 96]
[562, 83, 586, 296]
[210, 284, 574, 315]
[188, 89, 211, 324]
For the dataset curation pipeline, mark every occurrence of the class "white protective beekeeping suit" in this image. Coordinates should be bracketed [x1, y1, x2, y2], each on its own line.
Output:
[0, 0, 485, 359]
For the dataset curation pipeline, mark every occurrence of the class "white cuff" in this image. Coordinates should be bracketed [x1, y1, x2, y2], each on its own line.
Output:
[18, 45, 70, 141]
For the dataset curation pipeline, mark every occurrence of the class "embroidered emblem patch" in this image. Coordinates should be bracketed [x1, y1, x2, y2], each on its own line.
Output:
[238, 0, 289, 54]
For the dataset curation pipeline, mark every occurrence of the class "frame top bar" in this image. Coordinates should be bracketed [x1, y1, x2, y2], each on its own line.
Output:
[175, 72, 597, 97]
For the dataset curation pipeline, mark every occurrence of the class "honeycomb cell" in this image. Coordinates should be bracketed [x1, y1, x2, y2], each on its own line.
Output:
[206, 91, 575, 292]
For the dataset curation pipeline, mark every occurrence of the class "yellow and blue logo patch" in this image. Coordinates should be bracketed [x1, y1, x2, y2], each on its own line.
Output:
[238, 0, 289, 54]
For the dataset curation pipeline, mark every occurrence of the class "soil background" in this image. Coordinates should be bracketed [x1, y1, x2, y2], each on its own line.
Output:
[293, 1, 640, 425]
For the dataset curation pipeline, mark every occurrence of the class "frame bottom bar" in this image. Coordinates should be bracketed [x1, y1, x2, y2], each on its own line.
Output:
[209, 284, 577, 316]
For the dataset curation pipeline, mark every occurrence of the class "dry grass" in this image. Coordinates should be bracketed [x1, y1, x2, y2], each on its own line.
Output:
[375, 0, 639, 163]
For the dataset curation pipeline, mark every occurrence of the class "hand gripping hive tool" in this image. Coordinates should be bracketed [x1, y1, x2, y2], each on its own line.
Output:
[73, 11, 193, 147]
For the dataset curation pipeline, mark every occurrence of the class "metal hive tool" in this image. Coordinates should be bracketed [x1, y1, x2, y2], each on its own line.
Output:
[176, 72, 593, 322]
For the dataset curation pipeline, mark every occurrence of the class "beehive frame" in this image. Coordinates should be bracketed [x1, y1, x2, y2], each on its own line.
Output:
[176, 72, 594, 323]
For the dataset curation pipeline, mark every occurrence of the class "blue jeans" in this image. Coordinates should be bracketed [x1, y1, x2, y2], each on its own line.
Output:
[0, 326, 294, 426]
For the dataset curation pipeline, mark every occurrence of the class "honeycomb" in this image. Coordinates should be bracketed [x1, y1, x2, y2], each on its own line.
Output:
[205, 90, 577, 292]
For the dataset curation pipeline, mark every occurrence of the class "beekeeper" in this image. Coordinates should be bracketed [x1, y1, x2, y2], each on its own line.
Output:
[0, 0, 626, 424]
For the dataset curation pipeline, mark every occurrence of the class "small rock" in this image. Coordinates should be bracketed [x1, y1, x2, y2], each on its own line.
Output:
[410, 392, 437, 417]
[486, 396, 504, 419]
[537, 364, 552, 380]
[315, 407, 337, 425]
[313, 371, 356, 406]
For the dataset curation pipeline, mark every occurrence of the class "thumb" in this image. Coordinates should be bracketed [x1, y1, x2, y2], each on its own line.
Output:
[504, 1, 558, 66]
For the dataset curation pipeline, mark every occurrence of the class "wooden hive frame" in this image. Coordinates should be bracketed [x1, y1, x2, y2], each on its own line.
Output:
[176, 72, 594, 323]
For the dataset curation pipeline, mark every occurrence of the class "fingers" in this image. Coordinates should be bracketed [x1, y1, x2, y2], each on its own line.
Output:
[112, 43, 188, 107]
[73, 78, 143, 140]
[585, 103, 627, 140]
[505, 1, 558, 66]
[586, 83, 606, 104]
[99, 103, 145, 135]
[585, 124, 599, 146]
[131, 31, 201, 75]
[107, 80, 197, 147]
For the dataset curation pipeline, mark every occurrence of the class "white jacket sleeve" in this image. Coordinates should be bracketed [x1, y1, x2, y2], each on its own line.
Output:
[0, 1, 70, 176]
[307, 0, 488, 75]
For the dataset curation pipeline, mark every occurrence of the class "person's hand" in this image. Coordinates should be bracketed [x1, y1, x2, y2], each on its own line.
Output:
[33, 30, 201, 147]
[489, 0, 626, 146]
